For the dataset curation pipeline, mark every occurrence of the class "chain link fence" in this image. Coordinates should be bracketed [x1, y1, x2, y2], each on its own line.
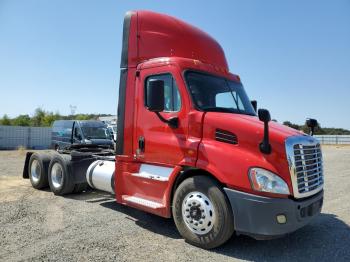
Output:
[314, 135, 350, 145]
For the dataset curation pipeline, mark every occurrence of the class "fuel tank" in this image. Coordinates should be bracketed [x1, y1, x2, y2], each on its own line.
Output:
[86, 160, 115, 194]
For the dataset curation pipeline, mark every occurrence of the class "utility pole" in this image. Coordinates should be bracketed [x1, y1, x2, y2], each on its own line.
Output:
[69, 105, 77, 116]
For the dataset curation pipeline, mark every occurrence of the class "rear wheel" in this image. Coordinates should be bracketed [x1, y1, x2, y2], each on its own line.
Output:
[48, 154, 75, 195]
[172, 176, 234, 249]
[28, 153, 51, 189]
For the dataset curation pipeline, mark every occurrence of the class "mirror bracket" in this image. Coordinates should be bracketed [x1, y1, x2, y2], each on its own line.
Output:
[258, 109, 272, 154]
[155, 112, 178, 128]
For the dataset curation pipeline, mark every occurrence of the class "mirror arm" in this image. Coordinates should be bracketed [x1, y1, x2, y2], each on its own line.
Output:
[310, 126, 315, 136]
[258, 109, 272, 154]
[155, 112, 178, 128]
[259, 121, 271, 154]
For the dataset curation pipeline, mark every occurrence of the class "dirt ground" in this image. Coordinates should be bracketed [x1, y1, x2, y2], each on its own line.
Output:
[0, 146, 350, 262]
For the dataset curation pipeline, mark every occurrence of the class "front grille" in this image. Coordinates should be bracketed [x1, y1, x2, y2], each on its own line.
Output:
[293, 144, 323, 193]
[215, 129, 238, 145]
[285, 136, 324, 198]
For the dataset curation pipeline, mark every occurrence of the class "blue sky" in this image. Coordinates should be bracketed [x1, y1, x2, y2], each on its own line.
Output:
[0, 0, 349, 129]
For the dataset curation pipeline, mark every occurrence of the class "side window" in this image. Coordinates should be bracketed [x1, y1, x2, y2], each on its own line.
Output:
[64, 128, 72, 137]
[63, 122, 73, 137]
[145, 74, 181, 112]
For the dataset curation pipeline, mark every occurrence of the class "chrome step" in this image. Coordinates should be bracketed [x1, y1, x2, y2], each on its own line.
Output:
[122, 195, 164, 209]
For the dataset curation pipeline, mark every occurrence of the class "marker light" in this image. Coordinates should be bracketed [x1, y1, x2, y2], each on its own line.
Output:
[276, 214, 287, 224]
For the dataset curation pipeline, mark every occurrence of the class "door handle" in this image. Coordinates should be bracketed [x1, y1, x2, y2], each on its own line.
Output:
[138, 136, 145, 152]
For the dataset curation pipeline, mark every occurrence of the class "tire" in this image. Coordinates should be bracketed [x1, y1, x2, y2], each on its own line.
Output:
[28, 152, 51, 189]
[48, 154, 75, 195]
[172, 176, 234, 249]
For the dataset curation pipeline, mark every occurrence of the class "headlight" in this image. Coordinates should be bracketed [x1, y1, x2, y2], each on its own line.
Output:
[249, 168, 290, 195]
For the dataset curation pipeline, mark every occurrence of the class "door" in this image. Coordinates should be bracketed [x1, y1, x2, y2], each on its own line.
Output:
[133, 66, 188, 166]
[117, 65, 196, 217]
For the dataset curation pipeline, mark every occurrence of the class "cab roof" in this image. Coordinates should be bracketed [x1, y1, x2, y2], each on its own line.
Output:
[121, 10, 229, 71]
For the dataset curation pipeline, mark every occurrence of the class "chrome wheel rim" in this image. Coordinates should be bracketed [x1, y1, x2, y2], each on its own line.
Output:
[51, 163, 64, 189]
[182, 191, 216, 235]
[30, 160, 41, 183]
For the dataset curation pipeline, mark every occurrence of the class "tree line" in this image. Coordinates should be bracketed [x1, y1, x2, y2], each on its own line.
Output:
[0, 108, 112, 127]
[283, 121, 350, 135]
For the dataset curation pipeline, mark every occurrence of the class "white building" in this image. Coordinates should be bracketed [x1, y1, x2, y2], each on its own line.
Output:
[98, 116, 117, 125]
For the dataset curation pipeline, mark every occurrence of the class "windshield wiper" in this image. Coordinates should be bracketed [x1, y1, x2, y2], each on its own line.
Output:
[202, 107, 256, 116]
[201, 107, 236, 113]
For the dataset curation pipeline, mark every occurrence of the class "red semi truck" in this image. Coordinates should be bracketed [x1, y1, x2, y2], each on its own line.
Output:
[23, 10, 324, 249]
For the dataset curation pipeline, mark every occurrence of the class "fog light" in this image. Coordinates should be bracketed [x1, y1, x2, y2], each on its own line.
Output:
[276, 214, 287, 224]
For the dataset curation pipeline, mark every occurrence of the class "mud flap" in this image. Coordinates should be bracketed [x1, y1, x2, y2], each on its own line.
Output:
[22, 152, 34, 179]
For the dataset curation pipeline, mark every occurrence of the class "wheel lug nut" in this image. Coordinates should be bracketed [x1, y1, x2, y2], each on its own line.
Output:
[202, 216, 205, 219]
[194, 223, 198, 226]
[190, 220, 193, 223]
[186, 215, 190, 218]
[199, 221, 203, 224]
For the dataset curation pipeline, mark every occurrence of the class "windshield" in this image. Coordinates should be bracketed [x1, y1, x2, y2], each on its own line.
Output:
[80, 122, 111, 140]
[185, 71, 256, 116]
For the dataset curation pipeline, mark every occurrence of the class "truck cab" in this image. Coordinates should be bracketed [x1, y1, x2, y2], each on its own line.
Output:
[114, 11, 324, 248]
[24, 10, 324, 249]
[52, 120, 114, 150]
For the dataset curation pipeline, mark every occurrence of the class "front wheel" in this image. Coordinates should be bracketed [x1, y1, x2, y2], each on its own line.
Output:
[172, 176, 234, 249]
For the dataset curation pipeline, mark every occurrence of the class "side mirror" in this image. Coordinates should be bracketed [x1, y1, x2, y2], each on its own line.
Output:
[251, 100, 257, 113]
[258, 109, 271, 122]
[146, 79, 164, 112]
[306, 118, 318, 136]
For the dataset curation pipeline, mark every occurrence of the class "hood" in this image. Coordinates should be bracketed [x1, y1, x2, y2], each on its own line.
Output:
[204, 112, 303, 146]
[232, 114, 303, 143]
[202, 112, 306, 191]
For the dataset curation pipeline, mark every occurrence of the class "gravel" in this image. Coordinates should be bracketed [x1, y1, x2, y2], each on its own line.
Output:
[0, 146, 349, 261]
